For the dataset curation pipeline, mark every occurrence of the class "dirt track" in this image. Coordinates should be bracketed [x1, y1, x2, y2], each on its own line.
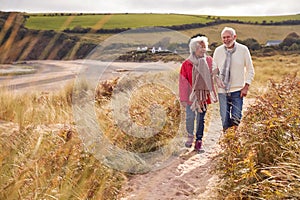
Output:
[118, 98, 254, 200]
[118, 104, 223, 200]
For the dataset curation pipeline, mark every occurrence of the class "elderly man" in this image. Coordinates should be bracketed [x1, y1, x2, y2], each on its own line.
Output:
[213, 27, 255, 132]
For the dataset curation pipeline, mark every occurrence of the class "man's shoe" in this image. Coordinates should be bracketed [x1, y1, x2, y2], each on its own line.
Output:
[185, 134, 194, 148]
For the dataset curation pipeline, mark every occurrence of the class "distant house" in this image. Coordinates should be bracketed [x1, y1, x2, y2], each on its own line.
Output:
[265, 40, 282, 47]
[137, 46, 148, 52]
[151, 46, 171, 54]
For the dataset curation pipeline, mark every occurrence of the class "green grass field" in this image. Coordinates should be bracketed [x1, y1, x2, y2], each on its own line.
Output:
[25, 13, 300, 31]
[25, 13, 213, 31]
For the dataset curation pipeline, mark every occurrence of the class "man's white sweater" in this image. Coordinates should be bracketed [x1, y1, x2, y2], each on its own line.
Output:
[212, 42, 255, 93]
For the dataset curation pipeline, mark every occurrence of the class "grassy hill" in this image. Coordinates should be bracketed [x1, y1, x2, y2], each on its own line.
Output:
[0, 12, 97, 64]
[24, 13, 300, 45]
[0, 11, 299, 64]
[25, 13, 300, 31]
[25, 13, 213, 31]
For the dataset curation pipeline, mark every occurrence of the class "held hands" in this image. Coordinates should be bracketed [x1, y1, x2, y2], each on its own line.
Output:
[212, 68, 225, 89]
[214, 76, 225, 88]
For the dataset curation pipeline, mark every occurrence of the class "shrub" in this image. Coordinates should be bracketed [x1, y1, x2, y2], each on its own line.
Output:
[241, 38, 261, 51]
[288, 43, 300, 51]
[279, 32, 300, 49]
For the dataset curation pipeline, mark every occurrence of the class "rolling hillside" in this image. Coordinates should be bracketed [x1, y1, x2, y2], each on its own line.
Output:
[0, 11, 299, 64]
[25, 13, 300, 31]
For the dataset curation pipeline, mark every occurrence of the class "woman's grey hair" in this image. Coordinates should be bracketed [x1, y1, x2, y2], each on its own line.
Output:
[189, 36, 209, 54]
[221, 27, 236, 37]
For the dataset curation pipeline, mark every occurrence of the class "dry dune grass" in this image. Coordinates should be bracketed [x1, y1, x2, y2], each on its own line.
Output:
[94, 73, 182, 153]
[0, 81, 125, 199]
[0, 53, 299, 199]
[0, 124, 124, 199]
[0, 69, 184, 198]
[216, 74, 300, 199]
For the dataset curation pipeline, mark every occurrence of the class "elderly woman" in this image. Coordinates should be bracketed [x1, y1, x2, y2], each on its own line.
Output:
[179, 35, 217, 152]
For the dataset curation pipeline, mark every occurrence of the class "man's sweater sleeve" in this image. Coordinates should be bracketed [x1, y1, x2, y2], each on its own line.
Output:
[244, 48, 255, 85]
[212, 48, 221, 75]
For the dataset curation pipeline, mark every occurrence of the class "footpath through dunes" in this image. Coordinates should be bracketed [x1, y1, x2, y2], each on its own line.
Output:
[118, 98, 255, 200]
[118, 104, 222, 200]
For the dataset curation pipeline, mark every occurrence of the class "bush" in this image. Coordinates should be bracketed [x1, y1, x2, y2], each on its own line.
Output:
[241, 38, 261, 51]
[279, 32, 300, 49]
[288, 43, 300, 51]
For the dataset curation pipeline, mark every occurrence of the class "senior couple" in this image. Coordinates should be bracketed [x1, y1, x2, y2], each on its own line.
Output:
[179, 27, 255, 153]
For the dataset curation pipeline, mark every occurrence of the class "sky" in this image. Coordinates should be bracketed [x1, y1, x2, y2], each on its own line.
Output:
[1, 0, 299, 16]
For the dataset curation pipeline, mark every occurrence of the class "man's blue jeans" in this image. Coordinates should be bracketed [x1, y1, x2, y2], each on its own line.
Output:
[218, 91, 243, 131]
[186, 105, 206, 141]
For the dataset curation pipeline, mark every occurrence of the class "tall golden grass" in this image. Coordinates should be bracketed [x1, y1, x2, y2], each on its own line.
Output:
[0, 81, 125, 199]
[215, 74, 300, 199]
[213, 53, 300, 199]
[0, 69, 184, 198]
[94, 72, 182, 154]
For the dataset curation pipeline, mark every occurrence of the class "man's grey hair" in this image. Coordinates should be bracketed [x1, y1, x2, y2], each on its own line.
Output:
[221, 27, 236, 36]
[189, 36, 209, 54]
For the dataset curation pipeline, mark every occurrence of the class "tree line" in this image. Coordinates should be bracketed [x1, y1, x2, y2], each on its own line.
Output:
[63, 19, 300, 34]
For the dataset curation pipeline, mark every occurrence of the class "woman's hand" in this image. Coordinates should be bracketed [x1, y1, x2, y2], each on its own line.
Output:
[215, 76, 225, 88]
[180, 101, 187, 107]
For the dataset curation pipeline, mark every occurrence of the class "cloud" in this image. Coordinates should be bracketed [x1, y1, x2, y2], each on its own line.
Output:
[1, 0, 298, 16]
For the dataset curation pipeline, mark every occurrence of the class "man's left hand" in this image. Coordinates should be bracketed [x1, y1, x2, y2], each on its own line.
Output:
[240, 84, 249, 97]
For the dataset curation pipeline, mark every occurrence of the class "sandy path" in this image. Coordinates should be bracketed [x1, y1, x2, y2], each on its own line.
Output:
[118, 104, 223, 200]
[118, 98, 254, 200]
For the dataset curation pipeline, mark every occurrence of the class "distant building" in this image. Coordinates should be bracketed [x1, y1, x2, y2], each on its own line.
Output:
[151, 47, 156, 54]
[137, 46, 148, 52]
[151, 46, 171, 54]
[265, 40, 282, 47]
